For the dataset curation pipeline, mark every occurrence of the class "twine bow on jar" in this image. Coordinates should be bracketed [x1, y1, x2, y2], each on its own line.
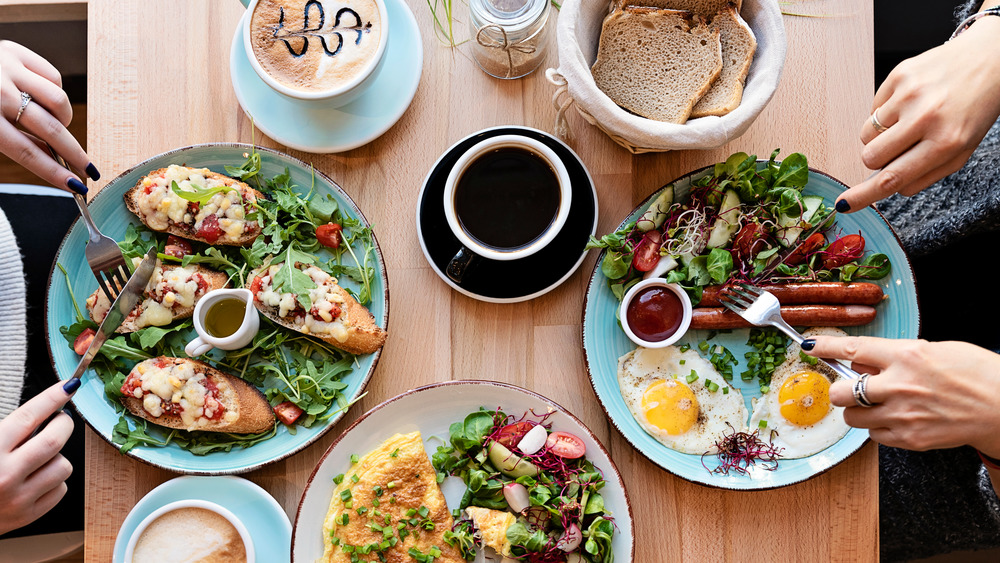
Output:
[475, 24, 537, 79]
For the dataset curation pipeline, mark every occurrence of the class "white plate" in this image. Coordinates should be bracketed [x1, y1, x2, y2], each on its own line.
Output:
[291, 380, 634, 562]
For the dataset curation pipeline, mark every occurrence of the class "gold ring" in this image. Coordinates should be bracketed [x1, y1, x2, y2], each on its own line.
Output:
[870, 107, 889, 134]
[15, 91, 31, 124]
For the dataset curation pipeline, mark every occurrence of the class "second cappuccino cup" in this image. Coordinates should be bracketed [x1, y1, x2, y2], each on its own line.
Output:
[241, 0, 390, 106]
[442, 135, 572, 283]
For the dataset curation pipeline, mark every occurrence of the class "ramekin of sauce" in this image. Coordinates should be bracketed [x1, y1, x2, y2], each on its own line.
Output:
[619, 279, 692, 348]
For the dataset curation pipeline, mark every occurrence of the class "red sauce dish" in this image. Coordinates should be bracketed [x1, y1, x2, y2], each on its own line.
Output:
[618, 279, 692, 347]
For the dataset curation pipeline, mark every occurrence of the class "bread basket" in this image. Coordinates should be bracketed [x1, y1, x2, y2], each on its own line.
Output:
[546, 0, 787, 153]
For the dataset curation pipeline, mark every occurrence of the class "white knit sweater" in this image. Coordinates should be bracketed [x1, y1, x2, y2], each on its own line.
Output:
[0, 206, 26, 419]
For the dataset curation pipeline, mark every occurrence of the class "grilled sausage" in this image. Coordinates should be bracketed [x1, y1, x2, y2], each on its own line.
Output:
[690, 305, 877, 329]
[698, 282, 885, 307]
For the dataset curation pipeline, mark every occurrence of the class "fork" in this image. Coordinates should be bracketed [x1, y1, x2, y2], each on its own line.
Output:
[47, 145, 131, 302]
[719, 284, 862, 381]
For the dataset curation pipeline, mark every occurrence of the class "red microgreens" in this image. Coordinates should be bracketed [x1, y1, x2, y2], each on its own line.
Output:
[702, 423, 784, 475]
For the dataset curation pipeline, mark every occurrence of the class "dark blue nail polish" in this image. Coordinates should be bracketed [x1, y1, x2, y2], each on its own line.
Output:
[67, 177, 88, 195]
[63, 377, 81, 394]
[85, 163, 100, 181]
[801, 339, 816, 351]
[835, 199, 851, 213]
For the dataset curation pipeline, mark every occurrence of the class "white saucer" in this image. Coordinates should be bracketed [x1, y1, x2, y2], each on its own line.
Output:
[229, 0, 423, 153]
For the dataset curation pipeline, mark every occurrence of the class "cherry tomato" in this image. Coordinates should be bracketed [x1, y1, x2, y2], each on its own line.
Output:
[784, 233, 826, 266]
[316, 223, 343, 249]
[197, 214, 222, 243]
[73, 328, 96, 355]
[822, 234, 865, 269]
[732, 222, 770, 264]
[545, 431, 586, 459]
[496, 421, 535, 449]
[249, 275, 264, 298]
[631, 231, 663, 272]
[273, 401, 304, 425]
[164, 235, 193, 258]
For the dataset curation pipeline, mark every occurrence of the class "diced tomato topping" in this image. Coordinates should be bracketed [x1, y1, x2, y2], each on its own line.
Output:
[121, 372, 141, 397]
[274, 401, 304, 425]
[330, 303, 342, 319]
[73, 328, 96, 355]
[197, 214, 222, 243]
[249, 275, 263, 299]
[187, 202, 199, 214]
[144, 185, 152, 194]
[195, 275, 210, 294]
[316, 223, 343, 249]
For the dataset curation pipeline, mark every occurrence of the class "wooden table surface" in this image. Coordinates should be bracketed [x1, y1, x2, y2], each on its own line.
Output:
[83, 0, 876, 560]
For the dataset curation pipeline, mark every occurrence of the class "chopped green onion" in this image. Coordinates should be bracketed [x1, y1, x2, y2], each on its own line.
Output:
[333, 474, 345, 484]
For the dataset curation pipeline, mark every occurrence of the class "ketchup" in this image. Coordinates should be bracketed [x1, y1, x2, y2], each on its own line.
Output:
[626, 286, 683, 342]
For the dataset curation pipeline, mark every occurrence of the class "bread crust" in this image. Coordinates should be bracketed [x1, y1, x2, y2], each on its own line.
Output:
[121, 357, 276, 434]
[247, 265, 386, 355]
[85, 264, 230, 334]
[690, 4, 757, 118]
[124, 167, 264, 246]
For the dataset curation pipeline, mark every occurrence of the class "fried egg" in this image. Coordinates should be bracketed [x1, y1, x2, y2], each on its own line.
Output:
[748, 327, 851, 458]
[618, 346, 748, 454]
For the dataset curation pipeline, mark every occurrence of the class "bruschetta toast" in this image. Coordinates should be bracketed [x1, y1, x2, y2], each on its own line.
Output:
[247, 262, 386, 355]
[124, 164, 264, 246]
[85, 260, 229, 333]
[120, 357, 275, 433]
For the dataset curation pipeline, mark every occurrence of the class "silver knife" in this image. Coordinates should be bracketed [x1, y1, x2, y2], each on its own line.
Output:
[757, 210, 837, 281]
[67, 246, 158, 382]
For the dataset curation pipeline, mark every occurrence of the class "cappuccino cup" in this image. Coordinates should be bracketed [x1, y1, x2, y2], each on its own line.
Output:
[240, 0, 389, 106]
[443, 135, 572, 283]
[124, 499, 255, 563]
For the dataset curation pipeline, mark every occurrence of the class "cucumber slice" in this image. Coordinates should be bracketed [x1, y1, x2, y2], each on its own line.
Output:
[487, 441, 540, 478]
[637, 185, 674, 232]
[707, 190, 741, 249]
[778, 195, 825, 247]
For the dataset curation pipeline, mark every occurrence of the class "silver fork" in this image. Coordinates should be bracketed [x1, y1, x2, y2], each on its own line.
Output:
[719, 284, 861, 381]
[48, 145, 131, 302]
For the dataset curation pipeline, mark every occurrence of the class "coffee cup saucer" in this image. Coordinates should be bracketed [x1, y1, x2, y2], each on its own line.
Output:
[111, 475, 290, 563]
[416, 126, 598, 303]
[228, 0, 422, 153]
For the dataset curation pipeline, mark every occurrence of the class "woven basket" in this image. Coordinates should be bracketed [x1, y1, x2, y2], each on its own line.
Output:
[546, 0, 787, 154]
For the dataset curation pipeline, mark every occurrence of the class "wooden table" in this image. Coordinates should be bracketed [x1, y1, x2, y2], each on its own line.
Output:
[83, 0, 876, 560]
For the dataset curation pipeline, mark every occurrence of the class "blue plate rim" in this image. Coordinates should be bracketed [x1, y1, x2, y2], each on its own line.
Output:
[43, 142, 390, 475]
[581, 161, 920, 490]
[290, 379, 635, 562]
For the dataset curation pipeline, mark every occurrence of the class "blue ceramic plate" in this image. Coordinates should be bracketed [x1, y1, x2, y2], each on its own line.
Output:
[229, 0, 422, 153]
[583, 164, 919, 490]
[45, 143, 388, 475]
[112, 475, 291, 563]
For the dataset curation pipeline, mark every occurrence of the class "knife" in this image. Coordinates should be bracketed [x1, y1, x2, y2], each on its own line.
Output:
[66, 246, 158, 384]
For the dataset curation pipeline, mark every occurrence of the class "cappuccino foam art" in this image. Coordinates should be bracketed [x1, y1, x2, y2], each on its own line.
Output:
[251, 0, 382, 93]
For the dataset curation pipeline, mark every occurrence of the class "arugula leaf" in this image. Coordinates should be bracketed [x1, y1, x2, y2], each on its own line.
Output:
[271, 244, 318, 309]
[170, 180, 243, 207]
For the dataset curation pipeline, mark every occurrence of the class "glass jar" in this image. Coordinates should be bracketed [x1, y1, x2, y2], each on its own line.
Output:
[469, 0, 551, 79]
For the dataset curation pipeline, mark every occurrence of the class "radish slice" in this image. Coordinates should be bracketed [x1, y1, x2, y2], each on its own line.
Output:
[502, 483, 530, 513]
[556, 523, 582, 552]
[566, 554, 585, 563]
[516, 424, 548, 455]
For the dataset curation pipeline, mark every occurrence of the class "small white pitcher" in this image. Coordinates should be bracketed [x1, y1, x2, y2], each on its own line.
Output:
[185, 288, 259, 357]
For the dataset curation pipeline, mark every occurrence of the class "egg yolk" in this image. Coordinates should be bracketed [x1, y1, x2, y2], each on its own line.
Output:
[641, 379, 699, 435]
[778, 370, 831, 426]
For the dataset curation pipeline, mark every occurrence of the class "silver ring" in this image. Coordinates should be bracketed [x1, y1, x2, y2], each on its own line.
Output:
[853, 374, 875, 408]
[15, 91, 31, 124]
[870, 107, 889, 134]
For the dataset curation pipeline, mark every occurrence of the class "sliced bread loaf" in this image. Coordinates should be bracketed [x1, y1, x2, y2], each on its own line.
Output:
[691, 4, 756, 117]
[591, 7, 722, 123]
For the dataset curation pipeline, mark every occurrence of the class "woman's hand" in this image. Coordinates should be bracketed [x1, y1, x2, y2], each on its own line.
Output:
[835, 15, 1000, 212]
[0, 40, 97, 195]
[802, 336, 1000, 459]
[0, 380, 77, 536]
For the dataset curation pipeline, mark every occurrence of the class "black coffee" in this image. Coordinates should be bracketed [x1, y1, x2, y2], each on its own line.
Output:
[454, 147, 561, 251]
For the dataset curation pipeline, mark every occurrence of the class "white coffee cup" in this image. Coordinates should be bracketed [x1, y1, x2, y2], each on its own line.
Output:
[124, 499, 255, 563]
[442, 135, 572, 282]
[185, 288, 260, 357]
[240, 0, 390, 106]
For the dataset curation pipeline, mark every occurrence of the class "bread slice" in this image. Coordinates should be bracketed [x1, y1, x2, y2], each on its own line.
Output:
[247, 264, 387, 355]
[124, 166, 264, 246]
[690, 4, 756, 117]
[121, 357, 276, 434]
[85, 262, 230, 333]
[611, 0, 741, 17]
[591, 7, 722, 123]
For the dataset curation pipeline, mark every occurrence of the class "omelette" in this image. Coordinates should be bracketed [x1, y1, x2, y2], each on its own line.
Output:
[321, 432, 464, 563]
